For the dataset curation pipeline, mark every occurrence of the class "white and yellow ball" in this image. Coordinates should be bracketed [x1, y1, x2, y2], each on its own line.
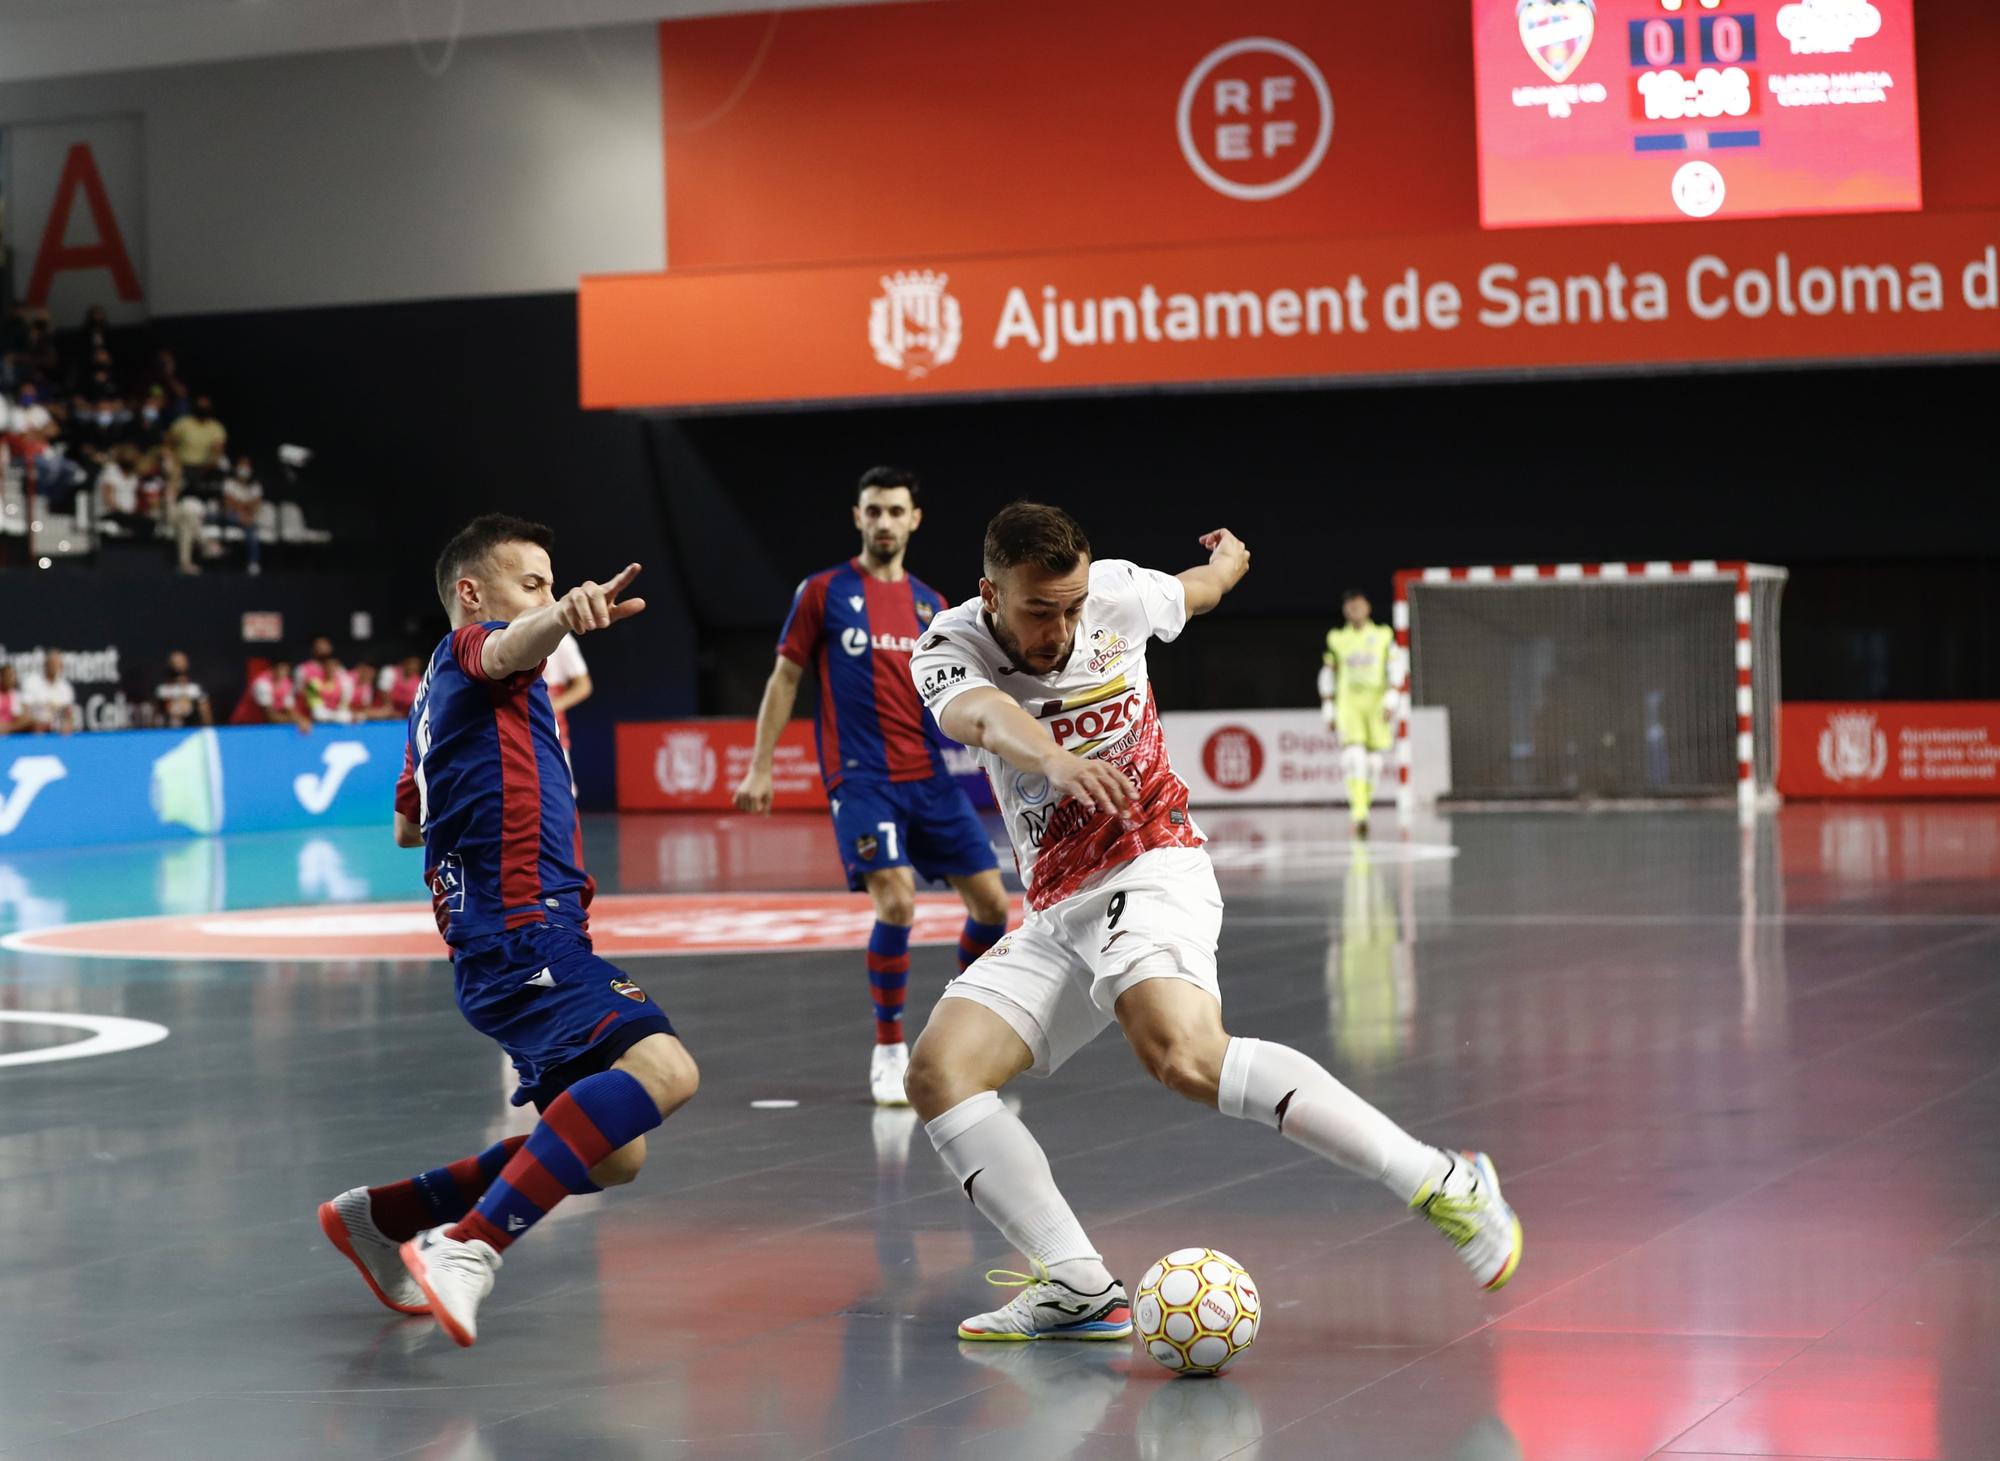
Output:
[1132, 1247, 1260, 1376]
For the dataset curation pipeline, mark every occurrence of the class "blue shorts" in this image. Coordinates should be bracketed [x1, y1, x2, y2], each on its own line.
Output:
[453, 920, 675, 1110]
[831, 774, 1000, 893]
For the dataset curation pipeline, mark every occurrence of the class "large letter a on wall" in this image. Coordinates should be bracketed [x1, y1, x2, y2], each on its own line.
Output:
[25, 143, 143, 306]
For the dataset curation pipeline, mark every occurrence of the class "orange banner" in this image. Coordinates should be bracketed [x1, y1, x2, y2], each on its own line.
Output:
[581, 211, 2000, 409]
[1780, 702, 2000, 799]
[604, 0, 2000, 408]
[658, 0, 1477, 269]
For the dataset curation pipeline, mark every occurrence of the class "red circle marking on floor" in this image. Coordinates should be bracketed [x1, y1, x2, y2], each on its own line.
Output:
[0, 892, 1026, 963]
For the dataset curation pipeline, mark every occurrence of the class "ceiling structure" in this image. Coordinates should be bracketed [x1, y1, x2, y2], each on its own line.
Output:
[0, 0, 914, 85]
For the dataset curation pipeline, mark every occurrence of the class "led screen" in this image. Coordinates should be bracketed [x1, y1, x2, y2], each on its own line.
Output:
[1474, 0, 1921, 227]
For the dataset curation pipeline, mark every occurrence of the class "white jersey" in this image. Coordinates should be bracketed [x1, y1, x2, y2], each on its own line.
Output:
[546, 633, 588, 690]
[911, 558, 1204, 911]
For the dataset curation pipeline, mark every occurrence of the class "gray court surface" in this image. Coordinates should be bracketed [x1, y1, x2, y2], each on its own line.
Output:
[1, 804, 1995, 1461]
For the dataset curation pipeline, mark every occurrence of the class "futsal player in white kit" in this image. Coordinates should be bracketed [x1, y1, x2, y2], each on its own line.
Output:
[905, 503, 1523, 1341]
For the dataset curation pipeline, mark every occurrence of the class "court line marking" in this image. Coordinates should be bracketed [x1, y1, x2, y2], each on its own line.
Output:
[0, 1011, 170, 1068]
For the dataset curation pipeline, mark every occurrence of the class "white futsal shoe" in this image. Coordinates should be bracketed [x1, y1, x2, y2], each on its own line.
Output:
[870, 1041, 911, 1106]
[318, 1187, 430, 1315]
[400, 1227, 503, 1348]
[956, 1261, 1134, 1342]
[1411, 1150, 1524, 1292]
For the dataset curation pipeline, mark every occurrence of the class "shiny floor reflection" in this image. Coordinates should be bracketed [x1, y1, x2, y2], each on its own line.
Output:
[0, 804, 1995, 1460]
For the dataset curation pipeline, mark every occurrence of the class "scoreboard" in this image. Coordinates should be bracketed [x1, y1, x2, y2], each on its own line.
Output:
[1473, 0, 1922, 228]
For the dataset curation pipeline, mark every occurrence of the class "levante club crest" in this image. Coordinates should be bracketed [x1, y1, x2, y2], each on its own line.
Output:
[1517, 0, 1596, 81]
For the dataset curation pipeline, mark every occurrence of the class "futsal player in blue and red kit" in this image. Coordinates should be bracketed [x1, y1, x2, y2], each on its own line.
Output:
[733, 467, 1011, 1106]
[317, 514, 698, 1349]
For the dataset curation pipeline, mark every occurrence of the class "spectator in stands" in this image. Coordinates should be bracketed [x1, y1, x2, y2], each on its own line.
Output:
[235, 657, 305, 727]
[5, 385, 53, 487]
[297, 637, 354, 723]
[380, 653, 425, 719]
[21, 649, 79, 735]
[154, 651, 212, 729]
[221, 454, 265, 575]
[546, 632, 593, 750]
[145, 349, 186, 405]
[95, 445, 152, 538]
[32, 437, 89, 514]
[70, 306, 114, 381]
[130, 386, 169, 448]
[168, 477, 213, 573]
[0, 664, 29, 734]
[135, 447, 171, 525]
[167, 395, 228, 486]
[84, 359, 119, 403]
[349, 660, 383, 720]
[19, 316, 58, 387]
[1, 307, 32, 386]
[71, 392, 127, 452]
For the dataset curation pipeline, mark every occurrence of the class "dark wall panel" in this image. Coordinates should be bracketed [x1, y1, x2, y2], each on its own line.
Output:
[660, 363, 1999, 708]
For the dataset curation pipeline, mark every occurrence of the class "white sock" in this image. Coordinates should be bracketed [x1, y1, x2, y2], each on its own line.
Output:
[1218, 1037, 1448, 1203]
[926, 1091, 1112, 1288]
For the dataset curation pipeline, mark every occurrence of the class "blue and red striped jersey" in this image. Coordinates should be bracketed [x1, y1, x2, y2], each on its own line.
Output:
[395, 622, 595, 951]
[778, 559, 950, 790]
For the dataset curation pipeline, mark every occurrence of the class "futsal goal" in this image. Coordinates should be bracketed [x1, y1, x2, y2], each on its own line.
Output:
[1392, 561, 1786, 810]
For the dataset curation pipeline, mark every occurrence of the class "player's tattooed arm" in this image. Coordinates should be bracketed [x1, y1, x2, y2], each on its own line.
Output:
[1176, 529, 1251, 617]
[482, 564, 647, 680]
[939, 688, 1134, 815]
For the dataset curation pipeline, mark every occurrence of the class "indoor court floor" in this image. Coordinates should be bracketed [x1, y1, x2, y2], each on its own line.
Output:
[0, 802, 1995, 1461]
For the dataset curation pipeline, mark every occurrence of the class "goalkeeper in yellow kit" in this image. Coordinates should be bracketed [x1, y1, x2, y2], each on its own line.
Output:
[1319, 589, 1397, 835]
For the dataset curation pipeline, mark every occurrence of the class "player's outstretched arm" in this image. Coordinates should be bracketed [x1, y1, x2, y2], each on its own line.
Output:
[483, 564, 646, 680]
[939, 688, 1133, 814]
[1176, 529, 1251, 617]
[732, 657, 805, 815]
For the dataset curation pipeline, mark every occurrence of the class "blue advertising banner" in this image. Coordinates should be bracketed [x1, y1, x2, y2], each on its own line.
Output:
[0, 723, 407, 851]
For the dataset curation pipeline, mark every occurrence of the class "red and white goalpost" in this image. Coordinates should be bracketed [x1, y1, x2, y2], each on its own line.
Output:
[1391, 560, 1787, 813]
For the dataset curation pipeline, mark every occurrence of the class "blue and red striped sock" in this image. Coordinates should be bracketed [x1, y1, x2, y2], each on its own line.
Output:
[868, 920, 912, 1045]
[367, 1135, 526, 1242]
[958, 917, 1008, 973]
[448, 1070, 661, 1251]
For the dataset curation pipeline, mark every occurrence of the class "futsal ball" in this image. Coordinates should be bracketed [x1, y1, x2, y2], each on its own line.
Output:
[1133, 1247, 1260, 1375]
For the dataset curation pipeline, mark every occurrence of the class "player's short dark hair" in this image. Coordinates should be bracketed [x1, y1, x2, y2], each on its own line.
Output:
[983, 501, 1091, 581]
[857, 465, 919, 502]
[1341, 587, 1369, 604]
[435, 513, 555, 611]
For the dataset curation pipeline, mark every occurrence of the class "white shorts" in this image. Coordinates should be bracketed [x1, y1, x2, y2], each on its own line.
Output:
[940, 846, 1223, 1076]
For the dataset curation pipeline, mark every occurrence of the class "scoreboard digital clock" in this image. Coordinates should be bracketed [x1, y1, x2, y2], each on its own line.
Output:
[1473, 0, 1922, 228]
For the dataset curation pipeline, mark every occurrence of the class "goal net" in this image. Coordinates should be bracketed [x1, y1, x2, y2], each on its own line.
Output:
[1393, 561, 1786, 808]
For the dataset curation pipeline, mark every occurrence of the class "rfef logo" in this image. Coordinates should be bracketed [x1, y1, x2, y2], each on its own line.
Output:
[1177, 38, 1334, 201]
